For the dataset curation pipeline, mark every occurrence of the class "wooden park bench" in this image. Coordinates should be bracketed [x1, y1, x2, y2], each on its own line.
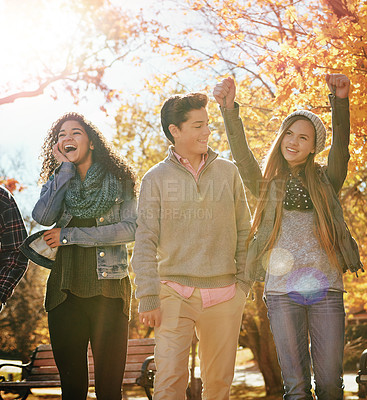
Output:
[0, 337, 156, 400]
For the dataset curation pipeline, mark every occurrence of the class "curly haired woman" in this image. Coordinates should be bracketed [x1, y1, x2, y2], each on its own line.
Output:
[32, 112, 137, 400]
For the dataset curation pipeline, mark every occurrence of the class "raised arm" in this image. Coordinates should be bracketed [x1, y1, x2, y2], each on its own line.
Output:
[213, 77, 263, 197]
[325, 74, 351, 194]
[32, 162, 76, 226]
[233, 169, 253, 295]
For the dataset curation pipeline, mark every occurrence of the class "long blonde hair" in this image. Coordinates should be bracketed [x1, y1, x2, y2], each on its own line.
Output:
[249, 116, 340, 270]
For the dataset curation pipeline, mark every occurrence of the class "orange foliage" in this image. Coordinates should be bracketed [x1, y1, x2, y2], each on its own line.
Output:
[0, 177, 25, 194]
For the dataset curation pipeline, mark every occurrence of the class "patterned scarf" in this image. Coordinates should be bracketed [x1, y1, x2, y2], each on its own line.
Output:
[283, 171, 313, 211]
[65, 163, 120, 219]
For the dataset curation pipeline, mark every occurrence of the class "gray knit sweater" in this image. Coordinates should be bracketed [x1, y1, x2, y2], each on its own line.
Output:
[132, 146, 252, 312]
[265, 209, 344, 295]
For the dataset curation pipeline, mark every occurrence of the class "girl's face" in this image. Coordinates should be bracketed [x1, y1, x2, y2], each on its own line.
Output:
[280, 119, 315, 167]
[57, 120, 94, 168]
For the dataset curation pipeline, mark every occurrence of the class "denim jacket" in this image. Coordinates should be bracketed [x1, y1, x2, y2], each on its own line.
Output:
[221, 95, 363, 283]
[32, 162, 137, 280]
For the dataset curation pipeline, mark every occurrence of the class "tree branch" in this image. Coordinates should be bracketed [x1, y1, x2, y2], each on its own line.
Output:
[0, 75, 67, 105]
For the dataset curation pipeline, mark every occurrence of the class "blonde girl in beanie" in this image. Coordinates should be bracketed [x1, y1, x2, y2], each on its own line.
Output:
[214, 74, 363, 400]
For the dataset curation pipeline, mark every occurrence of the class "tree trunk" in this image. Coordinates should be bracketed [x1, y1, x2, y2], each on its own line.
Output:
[239, 282, 283, 395]
[187, 336, 202, 400]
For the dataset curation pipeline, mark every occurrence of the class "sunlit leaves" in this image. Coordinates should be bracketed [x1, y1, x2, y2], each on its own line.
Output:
[0, 0, 146, 105]
[113, 97, 169, 178]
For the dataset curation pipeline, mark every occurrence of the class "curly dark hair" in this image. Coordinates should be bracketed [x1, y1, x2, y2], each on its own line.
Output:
[39, 112, 137, 195]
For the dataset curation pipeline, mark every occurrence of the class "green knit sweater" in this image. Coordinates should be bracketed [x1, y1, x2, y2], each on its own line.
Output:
[45, 217, 131, 318]
[132, 146, 252, 312]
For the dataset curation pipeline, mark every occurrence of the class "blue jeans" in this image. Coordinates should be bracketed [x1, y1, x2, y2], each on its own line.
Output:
[266, 291, 345, 400]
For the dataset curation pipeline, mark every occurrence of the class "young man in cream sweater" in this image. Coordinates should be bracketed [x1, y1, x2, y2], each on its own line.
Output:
[131, 93, 252, 400]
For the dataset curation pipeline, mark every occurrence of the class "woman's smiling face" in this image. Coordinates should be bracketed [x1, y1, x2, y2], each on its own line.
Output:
[281, 119, 316, 167]
[57, 120, 94, 167]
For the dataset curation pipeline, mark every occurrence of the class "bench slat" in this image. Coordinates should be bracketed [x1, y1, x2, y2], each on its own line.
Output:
[125, 362, 156, 372]
[126, 354, 155, 364]
[127, 338, 155, 346]
[33, 351, 54, 359]
[123, 371, 143, 379]
[33, 359, 56, 367]
[30, 369, 59, 375]
[127, 345, 155, 355]
[0, 381, 62, 388]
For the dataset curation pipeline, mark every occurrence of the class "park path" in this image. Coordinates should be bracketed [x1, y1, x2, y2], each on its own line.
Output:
[233, 360, 359, 392]
[12, 359, 360, 399]
[232, 361, 359, 399]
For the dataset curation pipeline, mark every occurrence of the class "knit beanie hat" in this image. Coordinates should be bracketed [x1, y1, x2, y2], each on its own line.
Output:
[280, 110, 327, 154]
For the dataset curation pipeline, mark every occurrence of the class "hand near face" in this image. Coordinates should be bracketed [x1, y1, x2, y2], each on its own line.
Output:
[139, 308, 162, 328]
[326, 74, 350, 99]
[43, 228, 62, 248]
[53, 143, 70, 164]
[213, 77, 236, 109]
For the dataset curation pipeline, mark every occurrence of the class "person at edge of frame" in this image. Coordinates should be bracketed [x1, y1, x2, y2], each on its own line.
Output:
[0, 185, 28, 313]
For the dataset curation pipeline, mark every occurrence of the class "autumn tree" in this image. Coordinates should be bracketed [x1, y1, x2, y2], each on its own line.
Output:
[113, 96, 169, 178]
[0, 0, 148, 107]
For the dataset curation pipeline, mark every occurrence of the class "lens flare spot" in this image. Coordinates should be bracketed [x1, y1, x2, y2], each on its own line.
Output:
[262, 248, 294, 276]
[286, 267, 330, 297]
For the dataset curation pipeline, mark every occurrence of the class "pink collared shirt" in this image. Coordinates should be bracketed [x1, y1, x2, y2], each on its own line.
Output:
[173, 151, 208, 182]
[161, 150, 236, 308]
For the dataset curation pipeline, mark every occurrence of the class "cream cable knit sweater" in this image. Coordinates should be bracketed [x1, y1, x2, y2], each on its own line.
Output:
[132, 146, 252, 312]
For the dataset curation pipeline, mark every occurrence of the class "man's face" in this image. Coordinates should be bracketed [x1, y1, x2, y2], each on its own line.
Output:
[172, 107, 210, 156]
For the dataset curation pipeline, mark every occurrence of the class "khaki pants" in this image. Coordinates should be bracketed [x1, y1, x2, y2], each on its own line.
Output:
[153, 283, 246, 400]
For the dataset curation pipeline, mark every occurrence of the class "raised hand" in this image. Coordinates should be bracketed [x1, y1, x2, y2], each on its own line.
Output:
[213, 77, 236, 109]
[326, 74, 350, 99]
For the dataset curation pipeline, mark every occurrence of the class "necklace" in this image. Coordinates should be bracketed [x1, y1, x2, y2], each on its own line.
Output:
[283, 172, 313, 210]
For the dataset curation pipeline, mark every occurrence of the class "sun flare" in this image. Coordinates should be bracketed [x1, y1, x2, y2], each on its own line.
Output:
[0, 0, 81, 84]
